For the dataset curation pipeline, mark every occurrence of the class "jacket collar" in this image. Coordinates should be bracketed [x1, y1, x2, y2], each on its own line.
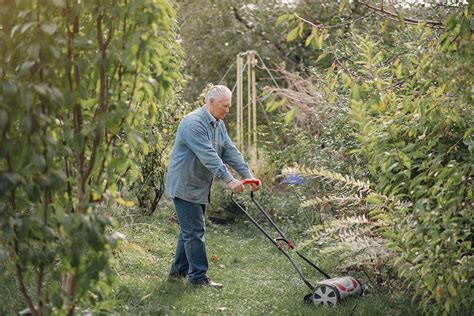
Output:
[201, 105, 219, 127]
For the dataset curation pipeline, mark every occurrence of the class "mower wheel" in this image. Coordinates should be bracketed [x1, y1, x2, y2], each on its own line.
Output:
[311, 284, 340, 306]
[303, 293, 313, 304]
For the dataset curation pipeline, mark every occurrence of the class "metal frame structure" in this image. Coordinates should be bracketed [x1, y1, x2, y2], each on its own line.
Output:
[236, 51, 258, 167]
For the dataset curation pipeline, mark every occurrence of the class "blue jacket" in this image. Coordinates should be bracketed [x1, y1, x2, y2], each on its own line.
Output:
[165, 105, 252, 204]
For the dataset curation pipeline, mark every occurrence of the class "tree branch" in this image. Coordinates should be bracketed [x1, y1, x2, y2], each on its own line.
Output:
[36, 264, 44, 313]
[73, 103, 85, 212]
[5, 118, 38, 315]
[14, 239, 39, 316]
[356, 1, 444, 28]
[84, 11, 112, 182]
[231, 6, 301, 66]
[73, 16, 80, 86]
[294, 12, 371, 30]
[36, 101, 51, 313]
[127, 46, 141, 109]
[63, 156, 73, 208]
[66, 0, 85, 214]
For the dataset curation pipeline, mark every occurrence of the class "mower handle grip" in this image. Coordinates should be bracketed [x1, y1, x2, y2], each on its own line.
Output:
[242, 179, 261, 186]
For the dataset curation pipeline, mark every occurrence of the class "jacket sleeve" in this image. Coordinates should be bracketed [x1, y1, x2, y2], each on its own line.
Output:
[181, 119, 235, 183]
[221, 129, 253, 180]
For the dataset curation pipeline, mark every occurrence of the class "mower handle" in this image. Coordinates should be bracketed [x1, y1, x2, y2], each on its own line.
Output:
[230, 189, 328, 290]
[242, 179, 261, 186]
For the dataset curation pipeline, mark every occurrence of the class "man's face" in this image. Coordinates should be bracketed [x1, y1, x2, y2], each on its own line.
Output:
[209, 96, 231, 120]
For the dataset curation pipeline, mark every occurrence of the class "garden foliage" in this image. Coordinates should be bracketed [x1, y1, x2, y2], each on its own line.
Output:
[278, 2, 473, 314]
[0, 0, 182, 314]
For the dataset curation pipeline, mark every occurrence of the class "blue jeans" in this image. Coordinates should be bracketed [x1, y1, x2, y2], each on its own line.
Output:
[170, 197, 208, 283]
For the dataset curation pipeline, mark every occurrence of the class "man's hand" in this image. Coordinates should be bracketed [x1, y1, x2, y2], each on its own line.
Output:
[227, 179, 245, 193]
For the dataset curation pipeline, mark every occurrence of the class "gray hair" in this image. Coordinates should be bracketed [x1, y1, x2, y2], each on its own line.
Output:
[205, 85, 232, 104]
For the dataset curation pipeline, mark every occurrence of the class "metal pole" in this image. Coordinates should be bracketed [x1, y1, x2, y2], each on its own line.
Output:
[240, 55, 244, 151]
[236, 54, 242, 151]
[231, 193, 315, 291]
[247, 53, 251, 155]
[251, 52, 257, 165]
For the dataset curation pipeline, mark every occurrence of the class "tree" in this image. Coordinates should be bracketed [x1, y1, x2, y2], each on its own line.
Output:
[176, 0, 337, 103]
[0, 0, 182, 314]
[278, 1, 473, 314]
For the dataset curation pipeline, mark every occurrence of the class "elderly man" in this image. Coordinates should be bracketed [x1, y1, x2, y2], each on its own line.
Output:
[165, 85, 261, 288]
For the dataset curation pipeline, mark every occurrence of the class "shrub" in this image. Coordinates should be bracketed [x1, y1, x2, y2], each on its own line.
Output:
[0, 0, 182, 313]
[280, 5, 473, 314]
[347, 19, 473, 315]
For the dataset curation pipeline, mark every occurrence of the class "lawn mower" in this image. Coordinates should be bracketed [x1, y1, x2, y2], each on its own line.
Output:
[231, 179, 363, 306]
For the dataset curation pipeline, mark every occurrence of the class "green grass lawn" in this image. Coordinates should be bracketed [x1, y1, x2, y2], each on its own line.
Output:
[0, 204, 421, 315]
[106, 205, 420, 315]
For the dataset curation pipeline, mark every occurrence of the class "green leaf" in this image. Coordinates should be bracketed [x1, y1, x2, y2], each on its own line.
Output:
[10, 24, 21, 38]
[2, 83, 17, 95]
[351, 84, 360, 100]
[398, 151, 411, 169]
[141, 142, 150, 156]
[381, 230, 398, 240]
[50, 293, 63, 308]
[41, 22, 58, 35]
[315, 53, 328, 63]
[33, 155, 46, 170]
[341, 72, 352, 87]
[276, 14, 290, 26]
[368, 209, 384, 217]
[127, 132, 144, 148]
[339, 0, 349, 12]
[266, 98, 286, 112]
[27, 44, 40, 59]
[52, 0, 66, 8]
[316, 33, 324, 49]
[447, 282, 457, 297]
[34, 83, 50, 96]
[460, 17, 471, 39]
[115, 197, 135, 207]
[305, 34, 313, 47]
[445, 13, 459, 32]
[284, 107, 297, 124]
[21, 22, 36, 34]
[305, 27, 318, 47]
[49, 45, 61, 59]
[413, 253, 424, 263]
[298, 21, 305, 38]
[5, 172, 20, 185]
[397, 12, 406, 29]
[20, 116, 32, 134]
[287, 25, 300, 42]
[367, 194, 384, 205]
[19, 61, 36, 73]
[0, 249, 8, 261]
[372, 213, 390, 221]
[395, 63, 403, 79]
